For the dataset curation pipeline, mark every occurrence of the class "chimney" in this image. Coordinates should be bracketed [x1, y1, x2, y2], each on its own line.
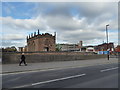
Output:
[79, 41, 83, 46]
[38, 29, 40, 35]
[54, 32, 56, 37]
[27, 36, 28, 39]
[34, 32, 36, 36]
[31, 33, 33, 37]
[29, 34, 30, 38]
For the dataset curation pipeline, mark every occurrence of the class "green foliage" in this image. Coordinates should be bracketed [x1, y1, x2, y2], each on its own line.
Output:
[2, 46, 17, 52]
[56, 44, 62, 51]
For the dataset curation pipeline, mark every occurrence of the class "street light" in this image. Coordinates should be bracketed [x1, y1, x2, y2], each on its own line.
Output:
[106, 24, 109, 60]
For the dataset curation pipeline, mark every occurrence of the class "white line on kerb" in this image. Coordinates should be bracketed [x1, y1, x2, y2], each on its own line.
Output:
[13, 73, 86, 88]
[100, 67, 118, 72]
[2, 68, 57, 76]
[2, 66, 83, 76]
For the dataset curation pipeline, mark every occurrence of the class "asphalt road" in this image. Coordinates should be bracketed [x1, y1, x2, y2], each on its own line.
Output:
[2, 62, 118, 89]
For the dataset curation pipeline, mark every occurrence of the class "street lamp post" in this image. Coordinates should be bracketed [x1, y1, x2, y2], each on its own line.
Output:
[106, 24, 109, 60]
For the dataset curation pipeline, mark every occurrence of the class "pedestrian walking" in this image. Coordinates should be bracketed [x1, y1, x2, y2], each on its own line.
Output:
[19, 53, 27, 66]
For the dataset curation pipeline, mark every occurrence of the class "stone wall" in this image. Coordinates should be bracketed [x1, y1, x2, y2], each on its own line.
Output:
[2, 52, 107, 64]
[27, 33, 56, 52]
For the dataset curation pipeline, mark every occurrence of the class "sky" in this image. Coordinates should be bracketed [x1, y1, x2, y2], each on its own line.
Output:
[1, 1, 118, 48]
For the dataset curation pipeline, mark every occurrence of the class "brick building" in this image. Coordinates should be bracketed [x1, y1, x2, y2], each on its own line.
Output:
[58, 41, 83, 51]
[59, 44, 79, 51]
[115, 45, 120, 52]
[26, 30, 56, 52]
[94, 43, 114, 52]
[18, 46, 27, 52]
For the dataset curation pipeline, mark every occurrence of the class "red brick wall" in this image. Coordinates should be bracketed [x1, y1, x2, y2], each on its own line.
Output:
[115, 45, 120, 52]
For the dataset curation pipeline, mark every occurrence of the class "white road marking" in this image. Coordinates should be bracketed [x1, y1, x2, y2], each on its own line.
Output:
[32, 73, 86, 86]
[2, 62, 118, 75]
[13, 73, 86, 88]
[2, 66, 84, 76]
[2, 68, 57, 76]
[100, 67, 118, 72]
[1, 66, 85, 75]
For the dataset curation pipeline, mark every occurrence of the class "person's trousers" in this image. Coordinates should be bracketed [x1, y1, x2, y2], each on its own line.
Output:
[19, 60, 27, 65]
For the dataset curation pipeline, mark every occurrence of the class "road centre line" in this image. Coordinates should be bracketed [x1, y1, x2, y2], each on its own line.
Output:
[100, 67, 118, 72]
[14, 73, 86, 88]
[32, 73, 86, 86]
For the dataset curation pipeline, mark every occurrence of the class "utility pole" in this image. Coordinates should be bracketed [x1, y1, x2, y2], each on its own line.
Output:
[106, 24, 109, 60]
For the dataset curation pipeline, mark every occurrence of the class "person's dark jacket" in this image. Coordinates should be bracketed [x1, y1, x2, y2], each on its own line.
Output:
[21, 55, 25, 60]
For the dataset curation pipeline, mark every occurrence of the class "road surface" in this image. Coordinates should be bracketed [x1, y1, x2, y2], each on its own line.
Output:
[2, 62, 118, 89]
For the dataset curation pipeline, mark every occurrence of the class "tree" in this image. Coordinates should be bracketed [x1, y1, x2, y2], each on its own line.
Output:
[3, 46, 17, 52]
[11, 46, 17, 52]
[56, 44, 62, 51]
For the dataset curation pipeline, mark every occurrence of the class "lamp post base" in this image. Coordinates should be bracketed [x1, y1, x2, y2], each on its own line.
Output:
[107, 54, 109, 60]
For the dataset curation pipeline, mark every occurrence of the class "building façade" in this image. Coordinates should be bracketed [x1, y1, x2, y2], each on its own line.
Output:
[26, 30, 56, 52]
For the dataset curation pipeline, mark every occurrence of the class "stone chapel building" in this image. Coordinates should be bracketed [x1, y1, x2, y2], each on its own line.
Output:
[26, 30, 56, 52]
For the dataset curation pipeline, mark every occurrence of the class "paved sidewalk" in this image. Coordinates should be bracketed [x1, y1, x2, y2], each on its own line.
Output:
[1, 58, 118, 74]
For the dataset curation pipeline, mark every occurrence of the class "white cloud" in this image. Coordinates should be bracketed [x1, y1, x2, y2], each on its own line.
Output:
[2, 40, 26, 47]
[45, 16, 87, 31]
[1, 16, 47, 31]
[1, 2, 118, 47]
[2, 0, 119, 2]
[2, 34, 25, 40]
